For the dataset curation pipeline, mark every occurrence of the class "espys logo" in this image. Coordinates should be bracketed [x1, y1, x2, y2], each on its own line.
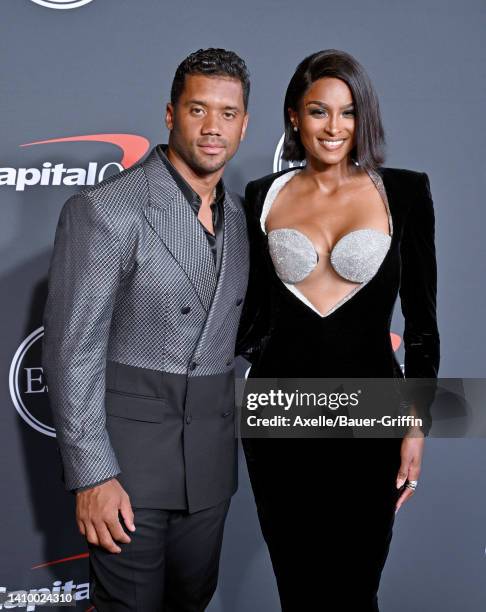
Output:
[1, 133, 150, 191]
[30, 0, 94, 9]
[9, 327, 54, 437]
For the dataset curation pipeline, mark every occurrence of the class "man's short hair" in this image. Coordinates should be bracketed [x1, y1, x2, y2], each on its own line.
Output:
[171, 48, 250, 111]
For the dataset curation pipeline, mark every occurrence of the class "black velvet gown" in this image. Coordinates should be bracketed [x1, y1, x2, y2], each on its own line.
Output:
[237, 166, 440, 612]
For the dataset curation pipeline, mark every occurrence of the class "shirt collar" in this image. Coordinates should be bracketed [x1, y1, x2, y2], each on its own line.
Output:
[156, 143, 225, 208]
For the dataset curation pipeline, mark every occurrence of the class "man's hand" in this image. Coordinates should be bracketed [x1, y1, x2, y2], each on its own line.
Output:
[76, 478, 135, 553]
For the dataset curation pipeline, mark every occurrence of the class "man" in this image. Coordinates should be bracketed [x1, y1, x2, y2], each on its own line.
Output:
[42, 48, 250, 611]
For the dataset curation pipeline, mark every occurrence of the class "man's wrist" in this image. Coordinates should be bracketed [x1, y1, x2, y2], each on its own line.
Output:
[75, 476, 117, 494]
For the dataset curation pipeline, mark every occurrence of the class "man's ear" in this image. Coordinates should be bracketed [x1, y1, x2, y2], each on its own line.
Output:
[165, 102, 174, 131]
[240, 112, 249, 142]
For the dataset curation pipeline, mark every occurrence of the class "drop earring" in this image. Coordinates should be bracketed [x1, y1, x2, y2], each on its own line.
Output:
[293, 126, 298, 132]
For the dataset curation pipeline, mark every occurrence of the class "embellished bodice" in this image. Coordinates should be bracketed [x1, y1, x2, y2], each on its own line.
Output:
[268, 227, 391, 284]
[260, 167, 393, 317]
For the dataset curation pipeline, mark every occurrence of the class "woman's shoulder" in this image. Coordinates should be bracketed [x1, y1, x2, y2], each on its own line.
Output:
[247, 165, 428, 186]
[378, 166, 433, 219]
[246, 167, 298, 195]
[244, 167, 300, 218]
[378, 165, 429, 186]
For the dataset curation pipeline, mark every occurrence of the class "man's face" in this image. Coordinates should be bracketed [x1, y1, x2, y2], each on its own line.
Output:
[166, 74, 248, 175]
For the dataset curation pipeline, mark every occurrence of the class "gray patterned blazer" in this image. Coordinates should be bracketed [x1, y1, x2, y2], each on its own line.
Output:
[42, 146, 249, 512]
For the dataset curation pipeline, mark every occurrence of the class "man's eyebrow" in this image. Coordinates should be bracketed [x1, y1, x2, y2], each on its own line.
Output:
[185, 99, 241, 111]
[305, 101, 354, 108]
[185, 98, 207, 106]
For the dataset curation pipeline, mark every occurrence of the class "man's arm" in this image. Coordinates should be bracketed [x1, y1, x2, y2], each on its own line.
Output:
[42, 193, 122, 491]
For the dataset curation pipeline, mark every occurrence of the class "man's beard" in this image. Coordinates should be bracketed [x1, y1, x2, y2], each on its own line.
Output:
[171, 131, 230, 176]
[187, 148, 227, 175]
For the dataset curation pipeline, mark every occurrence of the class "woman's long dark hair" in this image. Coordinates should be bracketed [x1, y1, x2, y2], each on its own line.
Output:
[282, 49, 385, 170]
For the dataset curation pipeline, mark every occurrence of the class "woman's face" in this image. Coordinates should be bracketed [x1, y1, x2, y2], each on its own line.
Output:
[289, 76, 356, 168]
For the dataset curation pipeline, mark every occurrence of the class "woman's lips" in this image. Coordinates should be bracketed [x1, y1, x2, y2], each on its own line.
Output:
[318, 138, 346, 151]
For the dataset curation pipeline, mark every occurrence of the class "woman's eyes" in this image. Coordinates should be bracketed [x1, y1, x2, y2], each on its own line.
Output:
[309, 109, 355, 117]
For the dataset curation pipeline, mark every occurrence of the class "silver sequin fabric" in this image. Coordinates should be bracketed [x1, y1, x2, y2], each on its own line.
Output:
[268, 226, 390, 285]
[268, 228, 318, 283]
[262, 167, 394, 316]
[330, 228, 391, 283]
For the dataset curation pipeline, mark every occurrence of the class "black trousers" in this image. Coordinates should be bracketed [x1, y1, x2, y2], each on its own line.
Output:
[88, 499, 230, 611]
[243, 437, 403, 612]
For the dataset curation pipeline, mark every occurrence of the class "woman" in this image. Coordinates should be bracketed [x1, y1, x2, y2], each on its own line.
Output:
[238, 49, 440, 611]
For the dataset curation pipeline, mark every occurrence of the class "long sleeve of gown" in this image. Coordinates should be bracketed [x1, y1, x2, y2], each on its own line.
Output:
[399, 172, 440, 435]
[236, 181, 272, 364]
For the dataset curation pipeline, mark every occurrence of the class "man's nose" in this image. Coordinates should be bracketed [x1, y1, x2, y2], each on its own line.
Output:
[201, 112, 221, 135]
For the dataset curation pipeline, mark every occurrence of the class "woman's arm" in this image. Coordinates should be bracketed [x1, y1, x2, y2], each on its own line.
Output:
[399, 171, 440, 439]
[235, 180, 272, 364]
[395, 172, 440, 510]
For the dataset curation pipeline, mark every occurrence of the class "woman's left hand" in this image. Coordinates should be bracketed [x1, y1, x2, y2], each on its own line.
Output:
[395, 428, 425, 514]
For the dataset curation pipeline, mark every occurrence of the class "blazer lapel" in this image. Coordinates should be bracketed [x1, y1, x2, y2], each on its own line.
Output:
[195, 191, 249, 352]
[142, 148, 217, 312]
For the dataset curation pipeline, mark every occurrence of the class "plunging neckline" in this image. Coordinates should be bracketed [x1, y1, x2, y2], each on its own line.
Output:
[260, 167, 393, 318]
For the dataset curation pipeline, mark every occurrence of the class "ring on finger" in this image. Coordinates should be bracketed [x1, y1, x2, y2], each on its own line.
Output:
[405, 479, 418, 491]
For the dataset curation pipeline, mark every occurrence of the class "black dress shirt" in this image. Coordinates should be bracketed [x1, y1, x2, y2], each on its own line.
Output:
[156, 144, 225, 276]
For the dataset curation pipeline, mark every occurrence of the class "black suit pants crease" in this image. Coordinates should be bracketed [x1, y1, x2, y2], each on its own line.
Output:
[88, 499, 230, 612]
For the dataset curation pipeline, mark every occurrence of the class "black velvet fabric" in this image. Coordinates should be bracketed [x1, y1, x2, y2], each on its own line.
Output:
[236, 166, 440, 611]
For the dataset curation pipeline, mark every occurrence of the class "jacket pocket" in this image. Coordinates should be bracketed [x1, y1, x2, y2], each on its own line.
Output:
[105, 390, 166, 423]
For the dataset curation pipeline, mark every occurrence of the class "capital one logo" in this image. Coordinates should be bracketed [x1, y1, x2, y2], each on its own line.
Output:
[9, 327, 54, 437]
[30, 0, 94, 8]
[0, 553, 93, 610]
[1, 133, 150, 191]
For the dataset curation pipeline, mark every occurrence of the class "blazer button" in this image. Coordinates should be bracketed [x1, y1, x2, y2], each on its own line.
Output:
[236, 298, 243, 306]
[181, 306, 191, 315]
[226, 359, 233, 366]
[185, 415, 192, 425]
[222, 410, 232, 418]
[189, 361, 198, 371]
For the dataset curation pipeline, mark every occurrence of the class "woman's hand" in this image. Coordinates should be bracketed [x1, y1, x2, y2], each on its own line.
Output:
[395, 427, 425, 514]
